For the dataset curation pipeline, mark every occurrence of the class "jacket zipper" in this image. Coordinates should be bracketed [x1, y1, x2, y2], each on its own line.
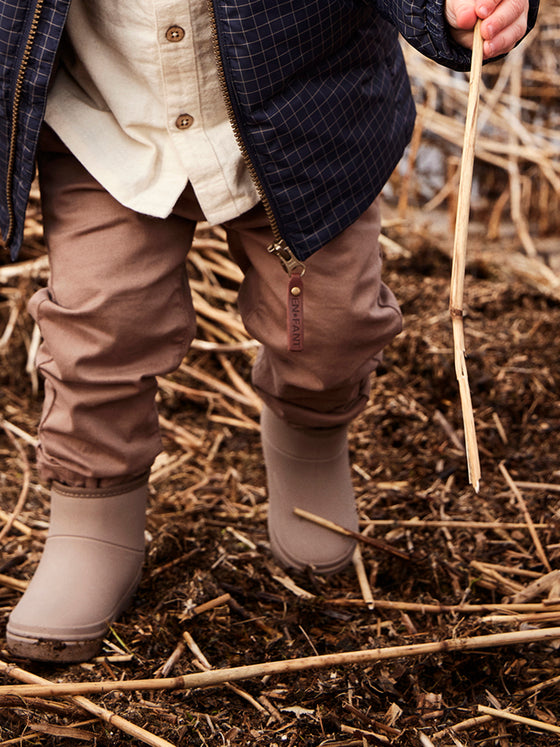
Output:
[207, 0, 305, 351]
[206, 2, 305, 275]
[5, 0, 45, 246]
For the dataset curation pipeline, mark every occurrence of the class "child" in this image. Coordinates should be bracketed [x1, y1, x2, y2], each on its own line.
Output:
[1, 0, 536, 662]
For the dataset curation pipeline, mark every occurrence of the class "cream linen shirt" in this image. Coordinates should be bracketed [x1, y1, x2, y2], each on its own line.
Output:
[44, 0, 259, 223]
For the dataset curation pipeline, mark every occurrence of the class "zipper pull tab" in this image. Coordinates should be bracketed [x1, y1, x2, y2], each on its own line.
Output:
[268, 240, 306, 352]
[287, 273, 304, 352]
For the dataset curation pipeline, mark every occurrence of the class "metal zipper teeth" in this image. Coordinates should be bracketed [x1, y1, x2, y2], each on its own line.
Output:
[206, 0, 285, 246]
[5, 0, 45, 245]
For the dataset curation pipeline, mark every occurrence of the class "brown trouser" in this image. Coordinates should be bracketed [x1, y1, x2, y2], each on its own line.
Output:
[30, 126, 402, 487]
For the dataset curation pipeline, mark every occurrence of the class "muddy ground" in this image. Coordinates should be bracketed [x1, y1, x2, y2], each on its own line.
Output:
[1, 185, 559, 746]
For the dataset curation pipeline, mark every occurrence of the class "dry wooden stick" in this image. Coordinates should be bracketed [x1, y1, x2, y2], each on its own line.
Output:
[294, 508, 416, 562]
[507, 40, 537, 257]
[0, 661, 175, 747]
[499, 461, 551, 572]
[514, 481, 560, 493]
[478, 704, 560, 735]
[352, 544, 375, 610]
[432, 714, 494, 738]
[0, 418, 38, 447]
[510, 569, 560, 603]
[515, 673, 560, 698]
[449, 20, 484, 492]
[473, 561, 541, 579]
[329, 598, 560, 615]
[0, 573, 28, 592]
[0, 254, 49, 282]
[470, 560, 524, 594]
[361, 519, 551, 530]
[481, 611, 560, 625]
[0, 509, 35, 537]
[2, 628, 559, 699]
[179, 363, 257, 409]
[185, 632, 268, 715]
[180, 593, 232, 621]
[190, 338, 259, 353]
[0, 422, 31, 542]
[157, 414, 203, 450]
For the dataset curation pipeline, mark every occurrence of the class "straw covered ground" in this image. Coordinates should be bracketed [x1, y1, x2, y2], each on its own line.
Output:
[1, 5, 560, 746]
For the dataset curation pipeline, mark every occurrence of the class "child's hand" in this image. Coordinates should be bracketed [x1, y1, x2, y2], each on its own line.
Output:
[445, 0, 530, 58]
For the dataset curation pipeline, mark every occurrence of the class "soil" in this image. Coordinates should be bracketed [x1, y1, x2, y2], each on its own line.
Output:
[1, 193, 559, 746]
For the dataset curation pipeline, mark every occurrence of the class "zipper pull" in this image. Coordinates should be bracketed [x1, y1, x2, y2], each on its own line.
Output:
[268, 240, 306, 352]
[267, 239, 306, 277]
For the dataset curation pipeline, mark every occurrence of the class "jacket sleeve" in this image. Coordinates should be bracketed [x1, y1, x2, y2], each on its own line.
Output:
[369, 0, 540, 72]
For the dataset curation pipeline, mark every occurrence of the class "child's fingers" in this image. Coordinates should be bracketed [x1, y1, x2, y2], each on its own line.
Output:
[479, 0, 529, 55]
[446, 0, 479, 31]
[446, 0, 529, 55]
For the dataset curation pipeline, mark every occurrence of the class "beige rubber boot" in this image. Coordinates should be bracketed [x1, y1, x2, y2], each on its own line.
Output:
[6, 474, 148, 662]
[261, 406, 358, 574]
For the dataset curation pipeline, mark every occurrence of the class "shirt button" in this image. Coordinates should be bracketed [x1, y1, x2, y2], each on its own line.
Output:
[176, 113, 194, 130]
[166, 25, 185, 42]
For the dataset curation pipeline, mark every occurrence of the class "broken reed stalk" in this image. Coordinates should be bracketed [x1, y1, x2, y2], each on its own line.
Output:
[2, 628, 559, 699]
[478, 705, 560, 736]
[449, 20, 484, 492]
[499, 461, 552, 572]
[0, 421, 31, 542]
[294, 508, 416, 561]
[0, 661, 175, 747]
[361, 518, 550, 530]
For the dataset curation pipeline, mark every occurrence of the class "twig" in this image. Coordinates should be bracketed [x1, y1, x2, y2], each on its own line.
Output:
[0, 255, 49, 282]
[157, 414, 203, 450]
[179, 593, 232, 620]
[515, 673, 560, 698]
[0, 661, 175, 747]
[514, 481, 560, 493]
[294, 508, 416, 562]
[470, 560, 524, 595]
[328, 598, 560, 615]
[478, 704, 560, 735]
[499, 461, 551, 571]
[449, 20, 484, 492]
[509, 569, 560, 604]
[155, 640, 186, 678]
[352, 544, 375, 610]
[190, 338, 259, 353]
[185, 632, 267, 714]
[178, 364, 258, 409]
[0, 418, 38, 447]
[0, 422, 31, 542]
[2, 628, 559, 698]
[0, 509, 35, 537]
[432, 715, 494, 738]
[481, 611, 560, 625]
[0, 573, 28, 592]
[360, 519, 551, 530]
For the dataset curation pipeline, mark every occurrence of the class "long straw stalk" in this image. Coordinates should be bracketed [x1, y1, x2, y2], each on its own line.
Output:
[1, 628, 559, 699]
[449, 21, 484, 491]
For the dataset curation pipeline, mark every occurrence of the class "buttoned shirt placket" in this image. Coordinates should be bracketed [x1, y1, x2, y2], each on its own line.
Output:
[44, 0, 259, 224]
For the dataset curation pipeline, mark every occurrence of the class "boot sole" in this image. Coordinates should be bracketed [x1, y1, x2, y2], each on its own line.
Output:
[5, 631, 105, 663]
[6, 572, 142, 663]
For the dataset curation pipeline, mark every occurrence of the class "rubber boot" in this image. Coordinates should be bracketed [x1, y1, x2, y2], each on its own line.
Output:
[261, 406, 358, 574]
[6, 474, 148, 662]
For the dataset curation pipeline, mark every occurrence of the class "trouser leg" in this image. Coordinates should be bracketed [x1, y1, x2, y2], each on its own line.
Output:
[224, 200, 402, 571]
[224, 199, 403, 428]
[32, 126, 199, 487]
[7, 129, 204, 661]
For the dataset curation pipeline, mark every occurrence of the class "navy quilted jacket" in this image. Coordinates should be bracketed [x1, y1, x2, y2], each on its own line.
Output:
[0, 0, 538, 262]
